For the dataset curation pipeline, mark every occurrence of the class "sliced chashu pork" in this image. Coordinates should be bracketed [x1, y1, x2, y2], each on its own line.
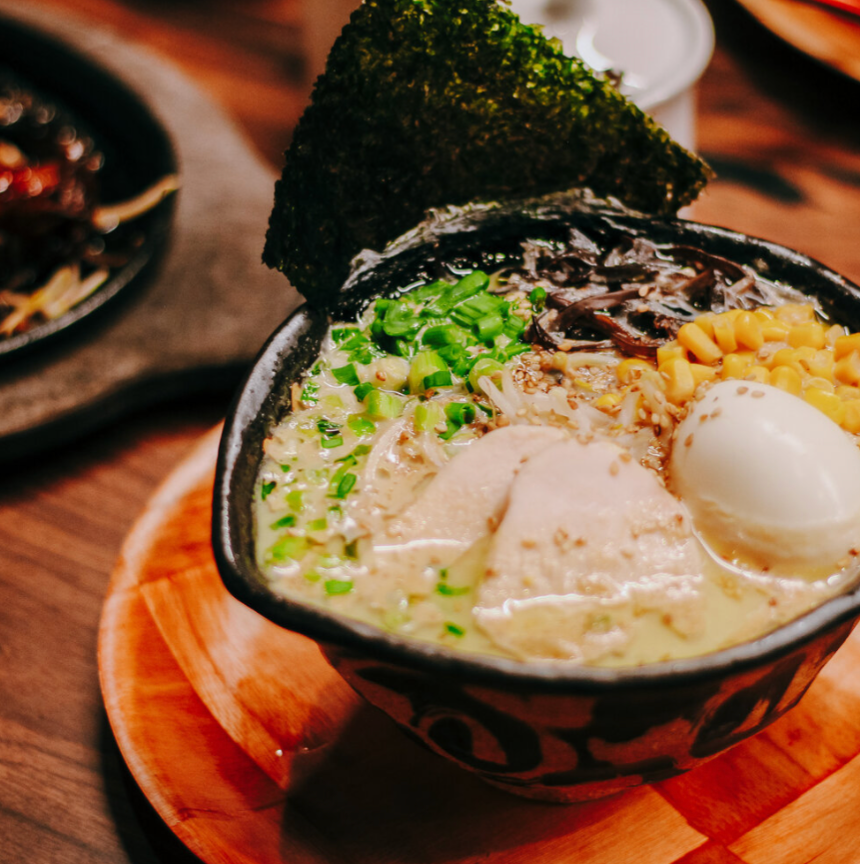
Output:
[373, 425, 567, 575]
[475, 439, 706, 663]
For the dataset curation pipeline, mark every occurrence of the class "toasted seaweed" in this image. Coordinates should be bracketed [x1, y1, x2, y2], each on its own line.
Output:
[264, 0, 712, 305]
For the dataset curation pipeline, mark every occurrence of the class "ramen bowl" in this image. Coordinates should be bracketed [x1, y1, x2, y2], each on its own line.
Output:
[213, 197, 860, 802]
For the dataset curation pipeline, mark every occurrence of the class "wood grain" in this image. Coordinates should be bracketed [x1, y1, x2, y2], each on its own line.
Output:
[99, 427, 860, 864]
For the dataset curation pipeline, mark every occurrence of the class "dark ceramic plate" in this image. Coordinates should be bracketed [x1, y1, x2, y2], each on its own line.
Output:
[0, 16, 176, 360]
[213, 196, 860, 801]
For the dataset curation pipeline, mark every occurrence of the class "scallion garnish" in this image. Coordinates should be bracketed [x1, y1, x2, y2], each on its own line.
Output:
[444, 622, 466, 637]
[436, 583, 470, 596]
[269, 535, 309, 563]
[307, 517, 328, 531]
[348, 415, 376, 436]
[270, 514, 296, 529]
[321, 435, 344, 449]
[324, 579, 354, 596]
[354, 382, 376, 401]
[332, 363, 361, 386]
[261, 480, 276, 500]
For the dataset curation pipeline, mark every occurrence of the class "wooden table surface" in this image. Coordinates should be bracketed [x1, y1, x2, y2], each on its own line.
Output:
[1, 1, 859, 862]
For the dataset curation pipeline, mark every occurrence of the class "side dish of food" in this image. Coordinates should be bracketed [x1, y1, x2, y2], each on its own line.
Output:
[0, 69, 177, 344]
[253, 226, 860, 667]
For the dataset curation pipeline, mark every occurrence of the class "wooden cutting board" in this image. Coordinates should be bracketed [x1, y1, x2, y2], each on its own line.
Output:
[98, 426, 860, 864]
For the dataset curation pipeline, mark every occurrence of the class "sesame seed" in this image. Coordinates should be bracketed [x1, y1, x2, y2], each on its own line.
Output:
[737, 386, 749, 395]
[609, 462, 620, 476]
[685, 434, 694, 447]
[521, 538, 537, 549]
[752, 390, 765, 399]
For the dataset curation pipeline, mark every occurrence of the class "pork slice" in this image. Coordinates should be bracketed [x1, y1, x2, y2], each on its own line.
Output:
[475, 439, 705, 662]
[373, 425, 567, 573]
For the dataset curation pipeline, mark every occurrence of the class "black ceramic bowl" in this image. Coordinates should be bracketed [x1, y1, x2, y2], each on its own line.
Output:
[213, 195, 860, 802]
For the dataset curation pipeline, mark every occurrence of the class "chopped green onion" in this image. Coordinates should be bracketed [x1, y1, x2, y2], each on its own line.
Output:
[335, 454, 358, 468]
[331, 472, 358, 499]
[468, 356, 506, 392]
[409, 351, 449, 393]
[354, 382, 375, 401]
[503, 316, 527, 339]
[304, 571, 321, 583]
[366, 390, 403, 419]
[321, 435, 344, 449]
[269, 535, 309, 563]
[445, 402, 476, 427]
[348, 415, 376, 437]
[270, 514, 296, 529]
[300, 382, 320, 405]
[382, 301, 421, 339]
[332, 327, 360, 344]
[351, 444, 371, 456]
[423, 370, 453, 390]
[436, 583, 470, 596]
[316, 418, 341, 435]
[324, 579, 354, 596]
[444, 622, 466, 637]
[499, 342, 532, 360]
[424, 270, 488, 316]
[344, 539, 359, 559]
[422, 324, 473, 347]
[414, 401, 446, 432]
[328, 505, 343, 518]
[409, 279, 450, 303]
[287, 490, 304, 511]
[332, 363, 361, 386]
[261, 480, 276, 500]
[529, 286, 548, 310]
[307, 518, 328, 531]
[475, 313, 504, 342]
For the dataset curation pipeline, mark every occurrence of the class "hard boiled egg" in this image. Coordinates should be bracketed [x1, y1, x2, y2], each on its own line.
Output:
[670, 380, 860, 571]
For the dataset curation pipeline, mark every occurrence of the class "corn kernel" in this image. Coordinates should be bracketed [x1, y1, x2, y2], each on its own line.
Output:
[835, 333, 860, 360]
[721, 353, 753, 379]
[753, 308, 775, 321]
[690, 363, 718, 386]
[769, 365, 802, 395]
[760, 319, 792, 342]
[594, 393, 622, 411]
[805, 350, 835, 381]
[843, 400, 860, 434]
[838, 385, 860, 400]
[768, 348, 805, 374]
[694, 313, 716, 339]
[617, 358, 653, 384]
[735, 311, 765, 351]
[657, 343, 687, 367]
[743, 365, 770, 384]
[805, 387, 846, 425]
[662, 358, 697, 405]
[805, 376, 835, 393]
[835, 352, 860, 386]
[677, 322, 722, 365]
[712, 317, 738, 354]
[826, 324, 847, 348]
[788, 321, 826, 350]
[775, 303, 816, 325]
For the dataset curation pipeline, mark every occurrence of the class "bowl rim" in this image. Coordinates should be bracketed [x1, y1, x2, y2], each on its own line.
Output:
[213, 201, 860, 694]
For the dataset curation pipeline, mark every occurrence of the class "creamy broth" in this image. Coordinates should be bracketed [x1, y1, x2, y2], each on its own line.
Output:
[255, 237, 860, 666]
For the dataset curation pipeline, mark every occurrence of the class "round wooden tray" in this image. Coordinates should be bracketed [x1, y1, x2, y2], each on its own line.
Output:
[736, 0, 860, 82]
[99, 426, 860, 864]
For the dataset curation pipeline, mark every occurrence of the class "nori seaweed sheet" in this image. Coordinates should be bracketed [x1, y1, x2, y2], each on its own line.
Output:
[264, 0, 712, 305]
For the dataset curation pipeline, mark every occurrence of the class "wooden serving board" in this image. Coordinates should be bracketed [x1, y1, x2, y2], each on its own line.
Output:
[99, 427, 860, 864]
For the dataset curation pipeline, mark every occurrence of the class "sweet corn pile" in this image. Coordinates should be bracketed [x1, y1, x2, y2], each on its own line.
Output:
[592, 303, 860, 435]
